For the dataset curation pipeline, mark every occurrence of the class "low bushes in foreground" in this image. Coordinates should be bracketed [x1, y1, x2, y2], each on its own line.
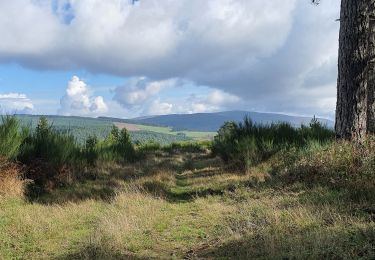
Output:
[18, 116, 81, 191]
[0, 116, 27, 160]
[0, 116, 138, 195]
[213, 117, 375, 201]
[274, 139, 375, 200]
[212, 117, 334, 171]
[0, 116, 211, 196]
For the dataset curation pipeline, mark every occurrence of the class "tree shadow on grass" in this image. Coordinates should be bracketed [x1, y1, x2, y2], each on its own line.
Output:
[141, 177, 248, 203]
[189, 226, 375, 260]
[176, 167, 227, 180]
[55, 245, 148, 260]
[22, 153, 184, 205]
[23, 152, 235, 205]
[24, 178, 121, 205]
[139, 158, 258, 203]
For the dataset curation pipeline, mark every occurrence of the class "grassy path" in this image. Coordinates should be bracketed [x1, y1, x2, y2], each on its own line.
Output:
[0, 151, 374, 259]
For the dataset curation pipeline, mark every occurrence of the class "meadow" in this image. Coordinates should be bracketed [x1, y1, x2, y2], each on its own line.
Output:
[136, 124, 216, 140]
[0, 116, 374, 259]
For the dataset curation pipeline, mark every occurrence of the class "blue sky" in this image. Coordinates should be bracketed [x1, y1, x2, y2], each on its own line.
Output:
[0, 0, 340, 119]
[0, 63, 123, 115]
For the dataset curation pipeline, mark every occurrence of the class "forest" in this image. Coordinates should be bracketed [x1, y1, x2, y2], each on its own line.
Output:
[15, 115, 192, 145]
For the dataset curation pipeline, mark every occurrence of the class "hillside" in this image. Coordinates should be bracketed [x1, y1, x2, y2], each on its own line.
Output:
[14, 115, 192, 145]
[12, 111, 333, 143]
[125, 111, 334, 132]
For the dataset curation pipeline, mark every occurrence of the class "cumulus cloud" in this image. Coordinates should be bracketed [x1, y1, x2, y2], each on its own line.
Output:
[0, 0, 340, 117]
[0, 0, 297, 72]
[148, 100, 174, 115]
[114, 77, 177, 108]
[114, 77, 241, 115]
[172, 90, 241, 114]
[0, 93, 34, 114]
[59, 76, 108, 116]
[207, 90, 241, 106]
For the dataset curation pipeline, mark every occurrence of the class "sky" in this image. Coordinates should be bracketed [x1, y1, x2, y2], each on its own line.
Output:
[0, 0, 340, 119]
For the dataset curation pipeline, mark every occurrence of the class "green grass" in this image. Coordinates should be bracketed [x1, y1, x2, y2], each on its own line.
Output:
[0, 149, 374, 259]
[178, 130, 216, 140]
[136, 124, 216, 140]
[0, 116, 373, 259]
[137, 124, 174, 134]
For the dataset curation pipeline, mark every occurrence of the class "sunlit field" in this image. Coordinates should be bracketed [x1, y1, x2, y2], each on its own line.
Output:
[0, 116, 374, 259]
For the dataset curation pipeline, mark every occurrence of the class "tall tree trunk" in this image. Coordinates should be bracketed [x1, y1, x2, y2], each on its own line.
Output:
[336, 0, 375, 141]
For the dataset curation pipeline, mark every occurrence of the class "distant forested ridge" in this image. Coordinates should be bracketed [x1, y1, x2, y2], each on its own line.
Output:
[117, 111, 334, 132]
[15, 115, 190, 145]
[14, 111, 333, 144]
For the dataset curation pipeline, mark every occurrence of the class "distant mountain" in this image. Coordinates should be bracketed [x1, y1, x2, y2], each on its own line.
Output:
[17, 111, 334, 133]
[126, 111, 334, 132]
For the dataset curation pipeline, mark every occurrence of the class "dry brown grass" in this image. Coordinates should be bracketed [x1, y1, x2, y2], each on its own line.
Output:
[0, 150, 374, 259]
[113, 122, 141, 131]
[0, 158, 24, 198]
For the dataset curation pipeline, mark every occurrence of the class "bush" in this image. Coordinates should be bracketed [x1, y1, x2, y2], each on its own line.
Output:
[85, 135, 99, 167]
[0, 117, 140, 194]
[20, 116, 80, 167]
[136, 141, 162, 158]
[19, 117, 81, 191]
[98, 126, 136, 163]
[163, 141, 209, 154]
[275, 140, 375, 201]
[116, 128, 136, 162]
[213, 117, 334, 171]
[0, 116, 27, 160]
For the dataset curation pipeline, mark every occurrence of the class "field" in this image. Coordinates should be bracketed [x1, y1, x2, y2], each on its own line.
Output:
[0, 116, 374, 259]
[115, 122, 216, 140]
[1, 148, 374, 259]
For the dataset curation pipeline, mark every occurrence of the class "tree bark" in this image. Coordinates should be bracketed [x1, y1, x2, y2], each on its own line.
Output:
[336, 0, 375, 141]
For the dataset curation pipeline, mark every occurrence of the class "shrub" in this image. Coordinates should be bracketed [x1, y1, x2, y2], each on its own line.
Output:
[136, 141, 162, 158]
[98, 126, 136, 163]
[275, 140, 375, 200]
[20, 117, 79, 168]
[213, 117, 334, 171]
[85, 135, 99, 167]
[109, 125, 120, 143]
[19, 117, 80, 190]
[116, 128, 136, 162]
[163, 141, 209, 154]
[0, 116, 27, 160]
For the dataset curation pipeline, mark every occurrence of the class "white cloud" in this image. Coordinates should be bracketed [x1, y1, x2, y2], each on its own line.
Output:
[113, 77, 242, 115]
[165, 89, 240, 114]
[147, 99, 173, 115]
[207, 90, 240, 106]
[59, 76, 108, 116]
[0, 0, 340, 117]
[0, 93, 34, 114]
[114, 77, 177, 108]
[0, 0, 297, 74]
[90, 96, 108, 113]
[179, 90, 241, 114]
